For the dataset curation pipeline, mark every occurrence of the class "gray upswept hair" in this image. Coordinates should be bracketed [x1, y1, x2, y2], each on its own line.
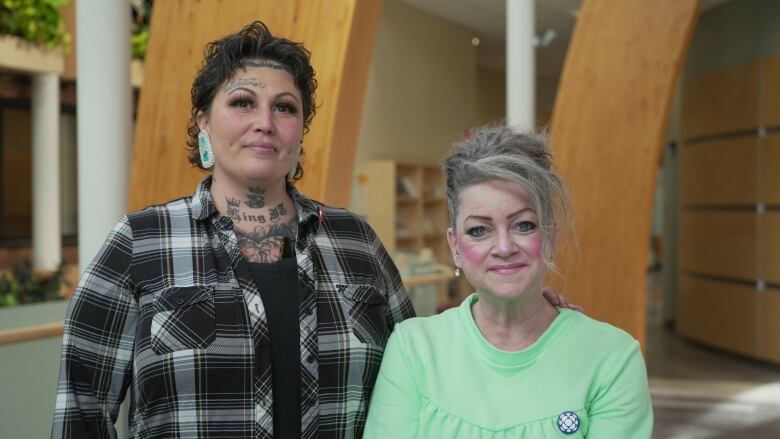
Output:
[440, 124, 572, 267]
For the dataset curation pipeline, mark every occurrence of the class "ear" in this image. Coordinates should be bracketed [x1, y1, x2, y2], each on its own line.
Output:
[196, 110, 208, 132]
[446, 227, 460, 267]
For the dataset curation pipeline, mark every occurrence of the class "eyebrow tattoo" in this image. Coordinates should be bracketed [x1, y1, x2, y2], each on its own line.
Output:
[223, 77, 264, 93]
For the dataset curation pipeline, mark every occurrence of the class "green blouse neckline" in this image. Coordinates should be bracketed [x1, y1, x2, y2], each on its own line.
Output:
[458, 293, 574, 369]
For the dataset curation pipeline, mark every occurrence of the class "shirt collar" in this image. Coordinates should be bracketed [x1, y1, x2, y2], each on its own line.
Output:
[288, 183, 322, 231]
[191, 176, 217, 220]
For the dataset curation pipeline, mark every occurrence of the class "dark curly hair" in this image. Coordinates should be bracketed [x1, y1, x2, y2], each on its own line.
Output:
[186, 21, 318, 180]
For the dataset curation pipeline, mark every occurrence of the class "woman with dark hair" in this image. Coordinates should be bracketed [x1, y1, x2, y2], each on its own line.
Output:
[52, 21, 414, 439]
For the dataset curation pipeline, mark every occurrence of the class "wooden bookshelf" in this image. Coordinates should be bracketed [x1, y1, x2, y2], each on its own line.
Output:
[355, 160, 452, 270]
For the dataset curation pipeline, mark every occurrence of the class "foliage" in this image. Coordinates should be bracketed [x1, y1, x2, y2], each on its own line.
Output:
[130, 0, 152, 60]
[0, 0, 71, 49]
[0, 259, 68, 307]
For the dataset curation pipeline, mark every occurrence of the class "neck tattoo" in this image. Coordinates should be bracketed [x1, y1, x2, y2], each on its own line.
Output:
[223, 192, 297, 263]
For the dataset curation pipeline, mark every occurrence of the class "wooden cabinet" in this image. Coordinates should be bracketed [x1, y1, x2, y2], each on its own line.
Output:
[354, 160, 452, 268]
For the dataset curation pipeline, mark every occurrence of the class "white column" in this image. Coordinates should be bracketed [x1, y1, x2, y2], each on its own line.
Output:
[31, 73, 61, 271]
[506, 0, 535, 131]
[77, 0, 131, 271]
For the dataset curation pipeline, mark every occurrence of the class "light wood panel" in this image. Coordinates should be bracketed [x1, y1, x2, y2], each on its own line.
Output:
[678, 211, 756, 280]
[677, 275, 756, 357]
[759, 289, 780, 362]
[356, 161, 396, 252]
[761, 212, 780, 283]
[548, 0, 699, 345]
[679, 136, 757, 205]
[682, 61, 759, 140]
[762, 133, 780, 204]
[763, 56, 780, 127]
[0, 322, 64, 347]
[130, 0, 383, 210]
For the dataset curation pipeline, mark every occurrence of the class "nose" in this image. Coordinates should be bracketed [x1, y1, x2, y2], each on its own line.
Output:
[492, 229, 518, 258]
[253, 106, 274, 135]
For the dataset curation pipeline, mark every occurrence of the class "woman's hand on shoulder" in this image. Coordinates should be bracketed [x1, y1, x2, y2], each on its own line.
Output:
[542, 287, 585, 312]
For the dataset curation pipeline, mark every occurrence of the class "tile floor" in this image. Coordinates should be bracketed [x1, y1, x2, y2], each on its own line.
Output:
[646, 271, 780, 438]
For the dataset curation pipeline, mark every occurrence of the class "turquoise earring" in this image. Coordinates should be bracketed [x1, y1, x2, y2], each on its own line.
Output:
[288, 144, 302, 179]
[198, 130, 215, 168]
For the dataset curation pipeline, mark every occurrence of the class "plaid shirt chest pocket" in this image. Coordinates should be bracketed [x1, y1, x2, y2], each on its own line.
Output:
[341, 283, 390, 347]
[150, 286, 216, 354]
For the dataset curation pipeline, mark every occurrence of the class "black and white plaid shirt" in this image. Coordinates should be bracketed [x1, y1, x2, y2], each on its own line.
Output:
[52, 177, 415, 438]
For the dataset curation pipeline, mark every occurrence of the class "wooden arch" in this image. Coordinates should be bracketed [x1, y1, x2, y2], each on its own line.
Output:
[548, 0, 700, 345]
[129, 0, 383, 210]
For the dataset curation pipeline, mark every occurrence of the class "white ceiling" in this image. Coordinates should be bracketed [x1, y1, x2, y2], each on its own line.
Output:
[395, 0, 734, 75]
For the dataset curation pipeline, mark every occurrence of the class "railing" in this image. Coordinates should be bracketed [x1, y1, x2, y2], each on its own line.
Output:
[0, 321, 64, 347]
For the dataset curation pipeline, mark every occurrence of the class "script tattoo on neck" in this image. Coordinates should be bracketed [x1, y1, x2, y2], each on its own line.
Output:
[226, 197, 241, 221]
[235, 216, 298, 263]
[245, 187, 265, 208]
[269, 203, 287, 221]
[222, 77, 264, 93]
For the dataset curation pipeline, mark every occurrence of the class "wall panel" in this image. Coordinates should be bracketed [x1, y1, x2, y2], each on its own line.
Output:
[679, 136, 757, 205]
[678, 211, 756, 280]
[678, 275, 756, 357]
[763, 56, 780, 127]
[762, 212, 780, 283]
[681, 61, 759, 140]
[762, 133, 780, 204]
[759, 289, 780, 362]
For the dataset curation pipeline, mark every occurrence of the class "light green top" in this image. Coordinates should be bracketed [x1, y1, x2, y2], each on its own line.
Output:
[364, 294, 653, 438]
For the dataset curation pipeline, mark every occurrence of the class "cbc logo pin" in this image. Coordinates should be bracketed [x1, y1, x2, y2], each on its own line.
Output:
[557, 411, 579, 434]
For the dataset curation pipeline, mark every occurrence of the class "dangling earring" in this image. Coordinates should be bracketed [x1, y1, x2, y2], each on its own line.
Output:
[454, 267, 461, 278]
[198, 130, 215, 169]
[288, 144, 302, 179]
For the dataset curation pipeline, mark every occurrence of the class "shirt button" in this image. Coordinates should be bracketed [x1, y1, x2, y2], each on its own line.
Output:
[176, 297, 185, 305]
[306, 355, 315, 364]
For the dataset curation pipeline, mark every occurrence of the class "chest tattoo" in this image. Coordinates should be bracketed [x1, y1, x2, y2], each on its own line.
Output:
[235, 215, 298, 263]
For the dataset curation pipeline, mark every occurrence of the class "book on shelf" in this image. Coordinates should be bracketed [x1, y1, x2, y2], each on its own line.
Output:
[423, 216, 435, 235]
[396, 175, 418, 198]
[396, 214, 410, 236]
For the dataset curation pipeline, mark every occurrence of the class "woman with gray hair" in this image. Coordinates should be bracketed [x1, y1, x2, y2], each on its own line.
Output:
[364, 124, 653, 438]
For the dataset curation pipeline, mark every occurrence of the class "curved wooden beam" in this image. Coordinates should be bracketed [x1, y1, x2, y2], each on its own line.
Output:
[130, 0, 383, 210]
[547, 0, 700, 345]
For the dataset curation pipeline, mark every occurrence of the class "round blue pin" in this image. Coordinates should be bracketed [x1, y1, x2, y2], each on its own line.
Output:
[557, 411, 579, 434]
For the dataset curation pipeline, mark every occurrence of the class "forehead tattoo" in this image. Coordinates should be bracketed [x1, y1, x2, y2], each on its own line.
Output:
[222, 77, 264, 93]
[242, 59, 290, 71]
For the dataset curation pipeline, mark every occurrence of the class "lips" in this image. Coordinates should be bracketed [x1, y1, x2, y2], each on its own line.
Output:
[244, 142, 277, 153]
[487, 263, 528, 275]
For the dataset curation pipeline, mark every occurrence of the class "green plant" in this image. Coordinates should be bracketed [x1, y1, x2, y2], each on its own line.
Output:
[0, 0, 71, 49]
[131, 24, 148, 59]
[0, 259, 68, 307]
[130, 0, 152, 59]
